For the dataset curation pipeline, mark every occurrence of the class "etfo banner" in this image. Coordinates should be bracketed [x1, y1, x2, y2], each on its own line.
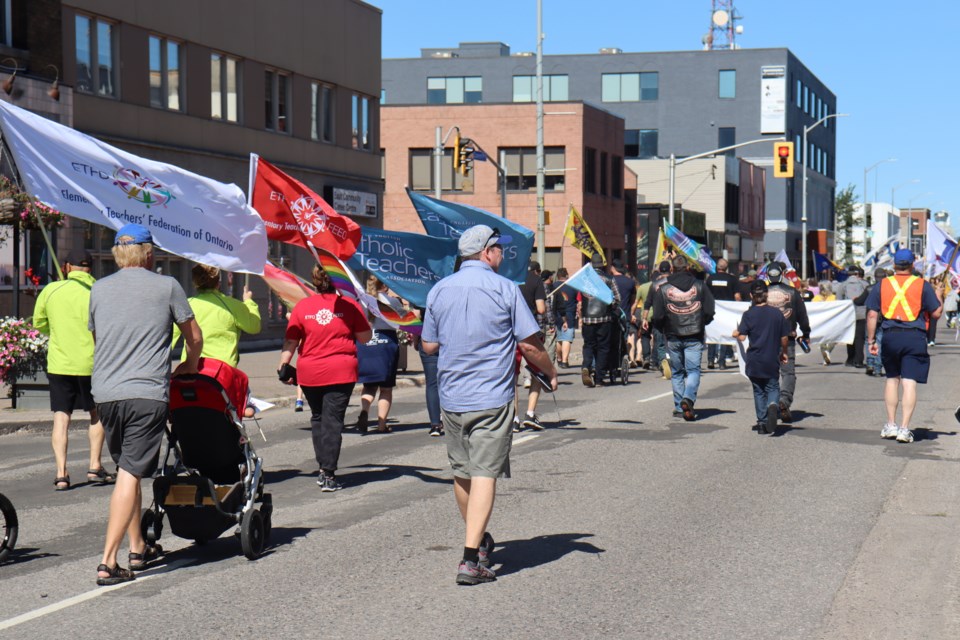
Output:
[406, 188, 533, 283]
[705, 300, 856, 346]
[0, 101, 267, 274]
[347, 226, 456, 308]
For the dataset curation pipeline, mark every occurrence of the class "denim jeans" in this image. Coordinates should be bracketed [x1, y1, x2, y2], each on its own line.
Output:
[666, 337, 704, 410]
[651, 328, 666, 366]
[707, 343, 733, 365]
[418, 345, 441, 427]
[749, 376, 780, 422]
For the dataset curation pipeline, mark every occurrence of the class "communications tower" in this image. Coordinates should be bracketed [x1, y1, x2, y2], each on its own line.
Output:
[702, 1, 743, 50]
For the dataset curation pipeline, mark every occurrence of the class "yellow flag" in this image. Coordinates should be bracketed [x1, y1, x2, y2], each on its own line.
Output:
[653, 226, 670, 267]
[563, 206, 605, 263]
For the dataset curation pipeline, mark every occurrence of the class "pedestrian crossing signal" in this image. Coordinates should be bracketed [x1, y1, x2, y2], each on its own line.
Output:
[774, 142, 794, 178]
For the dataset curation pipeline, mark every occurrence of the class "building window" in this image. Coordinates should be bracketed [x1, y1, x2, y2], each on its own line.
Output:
[500, 147, 565, 192]
[718, 69, 736, 99]
[409, 149, 467, 192]
[718, 127, 735, 156]
[75, 14, 116, 97]
[512, 75, 569, 102]
[611, 155, 622, 199]
[601, 72, 658, 102]
[427, 76, 482, 104]
[211, 53, 240, 122]
[264, 69, 291, 133]
[584, 148, 597, 194]
[352, 94, 371, 150]
[599, 151, 608, 196]
[310, 82, 335, 143]
[625, 129, 658, 159]
[149, 36, 182, 110]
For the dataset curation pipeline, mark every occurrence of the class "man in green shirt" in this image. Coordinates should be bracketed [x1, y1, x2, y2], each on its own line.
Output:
[33, 250, 113, 491]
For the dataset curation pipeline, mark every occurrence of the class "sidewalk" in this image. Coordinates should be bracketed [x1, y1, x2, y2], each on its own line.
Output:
[0, 347, 427, 435]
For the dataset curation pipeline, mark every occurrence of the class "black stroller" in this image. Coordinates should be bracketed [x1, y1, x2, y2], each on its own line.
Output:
[141, 358, 272, 560]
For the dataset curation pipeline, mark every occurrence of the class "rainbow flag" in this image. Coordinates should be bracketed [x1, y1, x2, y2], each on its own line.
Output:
[377, 300, 423, 335]
[662, 220, 716, 274]
[261, 262, 314, 310]
[316, 248, 361, 299]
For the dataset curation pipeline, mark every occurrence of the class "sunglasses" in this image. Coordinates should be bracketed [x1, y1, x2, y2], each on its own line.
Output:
[484, 227, 502, 249]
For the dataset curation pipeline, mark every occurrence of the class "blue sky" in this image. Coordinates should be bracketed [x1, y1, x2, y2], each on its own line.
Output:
[378, 0, 957, 227]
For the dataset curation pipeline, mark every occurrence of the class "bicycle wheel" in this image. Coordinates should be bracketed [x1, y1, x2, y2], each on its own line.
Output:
[0, 492, 18, 563]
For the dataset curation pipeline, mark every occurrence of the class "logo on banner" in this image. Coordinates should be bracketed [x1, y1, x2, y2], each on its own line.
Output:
[290, 196, 349, 241]
[112, 168, 175, 208]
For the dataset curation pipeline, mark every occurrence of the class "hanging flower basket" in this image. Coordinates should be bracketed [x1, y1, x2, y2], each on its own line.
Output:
[0, 176, 66, 230]
[0, 317, 48, 386]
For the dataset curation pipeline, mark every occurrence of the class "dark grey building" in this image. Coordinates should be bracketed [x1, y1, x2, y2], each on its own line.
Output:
[383, 42, 838, 261]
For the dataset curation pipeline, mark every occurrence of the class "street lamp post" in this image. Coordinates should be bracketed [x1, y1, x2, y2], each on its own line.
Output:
[891, 178, 920, 252]
[863, 158, 896, 253]
[801, 113, 849, 280]
[668, 136, 783, 227]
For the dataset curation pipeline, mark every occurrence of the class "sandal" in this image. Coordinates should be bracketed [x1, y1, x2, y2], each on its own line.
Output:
[96, 563, 136, 586]
[356, 411, 369, 434]
[54, 475, 70, 491]
[87, 468, 116, 484]
[377, 419, 391, 433]
[128, 544, 163, 571]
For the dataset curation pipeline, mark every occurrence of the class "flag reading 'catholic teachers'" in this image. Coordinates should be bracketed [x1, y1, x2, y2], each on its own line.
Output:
[249, 154, 361, 260]
[0, 100, 267, 273]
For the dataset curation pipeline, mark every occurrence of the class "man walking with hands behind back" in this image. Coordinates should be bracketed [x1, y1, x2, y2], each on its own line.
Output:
[34, 249, 114, 491]
[865, 249, 943, 444]
[422, 225, 557, 585]
[90, 224, 203, 586]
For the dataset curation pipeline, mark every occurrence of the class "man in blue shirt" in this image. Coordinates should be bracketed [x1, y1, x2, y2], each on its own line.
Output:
[422, 224, 557, 585]
[865, 249, 944, 444]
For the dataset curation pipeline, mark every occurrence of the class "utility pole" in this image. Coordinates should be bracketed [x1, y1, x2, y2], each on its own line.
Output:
[535, 0, 545, 266]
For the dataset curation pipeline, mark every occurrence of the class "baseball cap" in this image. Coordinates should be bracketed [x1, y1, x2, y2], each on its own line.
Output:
[894, 248, 915, 264]
[750, 280, 769, 294]
[64, 248, 93, 267]
[590, 253, 605, 268]
[114, 223, 153, 245]
[611, 258, 624, 270]
[658, 260, 671, 273]
[747, 269, 758, 277]
[457, 224, 512, 257]
[766, 263, 783, 281]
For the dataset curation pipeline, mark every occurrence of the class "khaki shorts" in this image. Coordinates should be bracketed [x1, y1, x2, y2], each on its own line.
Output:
[442, 402, 514, 479]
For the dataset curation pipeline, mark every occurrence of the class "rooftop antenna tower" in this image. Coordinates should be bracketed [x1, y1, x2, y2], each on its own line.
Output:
[702, 0, 743, 50]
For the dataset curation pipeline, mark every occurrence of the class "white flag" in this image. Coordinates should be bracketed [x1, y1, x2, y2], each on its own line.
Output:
[0, 100, 267, 274]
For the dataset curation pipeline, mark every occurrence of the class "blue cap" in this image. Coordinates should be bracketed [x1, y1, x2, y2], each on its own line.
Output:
[114, 223, 153, 245]
[893, 248, 915, 264]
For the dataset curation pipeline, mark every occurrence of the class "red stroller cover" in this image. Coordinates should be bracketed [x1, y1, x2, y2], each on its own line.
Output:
[170, 358, 249, 421]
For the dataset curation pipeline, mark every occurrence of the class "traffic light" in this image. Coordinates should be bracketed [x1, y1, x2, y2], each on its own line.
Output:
[773, 142, 794, 178]
[460, 144, 474, 177]
[453, 131, 461, 171]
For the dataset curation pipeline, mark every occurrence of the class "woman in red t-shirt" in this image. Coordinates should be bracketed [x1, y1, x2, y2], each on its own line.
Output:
[278, 266, 371, 492]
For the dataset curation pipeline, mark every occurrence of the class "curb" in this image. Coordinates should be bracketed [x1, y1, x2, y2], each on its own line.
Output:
[0, 374, 427, 436]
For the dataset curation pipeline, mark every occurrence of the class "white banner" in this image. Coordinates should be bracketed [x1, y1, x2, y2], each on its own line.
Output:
[760, 65, 786, 134]
[0, 100, 267, 274]
[706, 300, 856, 346]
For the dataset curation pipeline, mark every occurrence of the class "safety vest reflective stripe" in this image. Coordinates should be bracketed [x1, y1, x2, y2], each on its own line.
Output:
[881, 275, 921, 321]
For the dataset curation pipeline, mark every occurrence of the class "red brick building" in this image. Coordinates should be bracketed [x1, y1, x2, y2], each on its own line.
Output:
[381, 102, 636, 272]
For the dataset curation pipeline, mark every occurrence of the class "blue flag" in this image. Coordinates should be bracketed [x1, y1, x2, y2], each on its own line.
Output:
[813, 252, 848, 282]
[562, 264, 614, 305]
[347, 226, 457, 308]
[406, 188, 534, 283]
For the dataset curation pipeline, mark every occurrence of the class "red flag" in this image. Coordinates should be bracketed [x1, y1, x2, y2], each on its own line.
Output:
[249, 154, 361, 259]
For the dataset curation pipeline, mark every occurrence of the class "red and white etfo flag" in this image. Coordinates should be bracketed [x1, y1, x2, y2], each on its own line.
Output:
[249, 154, 361, 259]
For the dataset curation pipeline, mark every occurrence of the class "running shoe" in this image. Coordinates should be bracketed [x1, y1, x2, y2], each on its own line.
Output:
[478, 531, 495, 568]
[523, 375, 531, 389]
[294, 399, 304, 412]
[880, 423, 900, 439]
[318, 472, 342, 492]
[522, 413, 545, 431]
[896, 427, 914, 443]
[456, 560, 496, 585]
[429, 424, 444, 437]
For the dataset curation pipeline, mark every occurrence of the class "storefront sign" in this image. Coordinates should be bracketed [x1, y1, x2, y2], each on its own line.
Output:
[329, 187, 378, 219]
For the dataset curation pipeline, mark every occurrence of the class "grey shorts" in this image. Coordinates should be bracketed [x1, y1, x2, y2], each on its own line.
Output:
[442, 402, 514, 479]
[98, 399, 168, 478]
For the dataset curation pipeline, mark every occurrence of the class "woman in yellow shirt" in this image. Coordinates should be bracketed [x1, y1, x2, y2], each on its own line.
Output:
[812, 282, 836, 364]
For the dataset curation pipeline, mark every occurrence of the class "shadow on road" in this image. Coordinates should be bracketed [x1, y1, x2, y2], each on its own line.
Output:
[693, 408, 736, 420]
[494, 533, 604, 576]
[263, 468, 313, 484]
[340, 463, 448, 487]
[770, 425, 805, 438]
[789, 410, 824, 423]
[0, 547, 58, 567]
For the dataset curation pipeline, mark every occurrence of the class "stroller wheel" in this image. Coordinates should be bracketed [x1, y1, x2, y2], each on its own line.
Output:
[140, 508, 163, 544]
[240, 508, 265, 560]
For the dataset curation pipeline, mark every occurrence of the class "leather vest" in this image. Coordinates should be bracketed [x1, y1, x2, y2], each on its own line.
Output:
[582, 270, 613, 319]
[661, 281, 705, 337]
[766, 282, 797, 332]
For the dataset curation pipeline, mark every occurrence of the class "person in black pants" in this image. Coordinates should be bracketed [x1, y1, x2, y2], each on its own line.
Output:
[706, 258, 738, 369]
[579, 253, 621, 387]
[838, 266, 868, 367]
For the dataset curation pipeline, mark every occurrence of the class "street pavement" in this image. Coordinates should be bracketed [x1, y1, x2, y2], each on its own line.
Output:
[2, 338, 960, 639]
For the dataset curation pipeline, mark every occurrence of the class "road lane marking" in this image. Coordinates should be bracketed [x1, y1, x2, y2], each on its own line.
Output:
[0, 558, 194, 631]
[637, 391, 673, 403]
[512, 434, 540, 445]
